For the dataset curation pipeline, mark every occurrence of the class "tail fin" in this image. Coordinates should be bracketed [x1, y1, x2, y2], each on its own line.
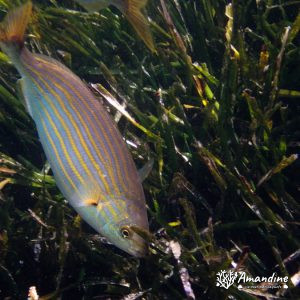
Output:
[120, 0, 156, 53]
[0, 1, 32, 45]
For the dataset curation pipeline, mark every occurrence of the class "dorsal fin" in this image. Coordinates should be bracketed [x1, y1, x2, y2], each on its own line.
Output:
[138, 158, 154, 182]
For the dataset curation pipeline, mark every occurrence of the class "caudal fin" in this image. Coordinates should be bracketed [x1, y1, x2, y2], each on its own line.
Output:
[121, 0, 156, 53]
[0, 1, 32, 45]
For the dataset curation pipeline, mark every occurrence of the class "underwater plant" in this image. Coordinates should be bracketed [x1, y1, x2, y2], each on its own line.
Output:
[0, 0, 299, 299]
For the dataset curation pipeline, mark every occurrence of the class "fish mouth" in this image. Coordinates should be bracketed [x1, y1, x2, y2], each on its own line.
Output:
[126, 232, 149, 258]
[128, 242, 149, 258]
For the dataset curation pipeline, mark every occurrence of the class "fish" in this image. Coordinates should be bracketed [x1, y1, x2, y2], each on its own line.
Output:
[75, 0, 156, 52]
[0, 1, 149, 257]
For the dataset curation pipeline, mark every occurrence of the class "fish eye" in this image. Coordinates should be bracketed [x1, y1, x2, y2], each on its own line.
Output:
[120, 226, 131, 239]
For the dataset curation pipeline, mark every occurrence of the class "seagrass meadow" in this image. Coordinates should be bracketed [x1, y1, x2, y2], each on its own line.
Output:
[0, 0, 299, 299]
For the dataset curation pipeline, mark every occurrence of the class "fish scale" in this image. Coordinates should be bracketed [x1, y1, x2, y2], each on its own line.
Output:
[0, 1, 149, 257]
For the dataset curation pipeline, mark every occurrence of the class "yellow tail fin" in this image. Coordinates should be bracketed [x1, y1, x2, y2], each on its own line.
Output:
[122, 0, 156, 53]
[0, 1, 32, 45]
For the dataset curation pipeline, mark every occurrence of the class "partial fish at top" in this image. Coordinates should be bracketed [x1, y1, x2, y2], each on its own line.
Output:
[0, 1, 149, 257]
[75, 0, 156, 52]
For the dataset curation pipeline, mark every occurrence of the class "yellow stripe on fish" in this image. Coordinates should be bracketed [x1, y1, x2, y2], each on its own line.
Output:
[0, 2, 149, 257]
[28, 55, 131, 198]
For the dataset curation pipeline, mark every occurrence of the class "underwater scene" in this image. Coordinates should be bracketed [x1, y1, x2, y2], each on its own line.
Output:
[0, 0, 299, 299]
